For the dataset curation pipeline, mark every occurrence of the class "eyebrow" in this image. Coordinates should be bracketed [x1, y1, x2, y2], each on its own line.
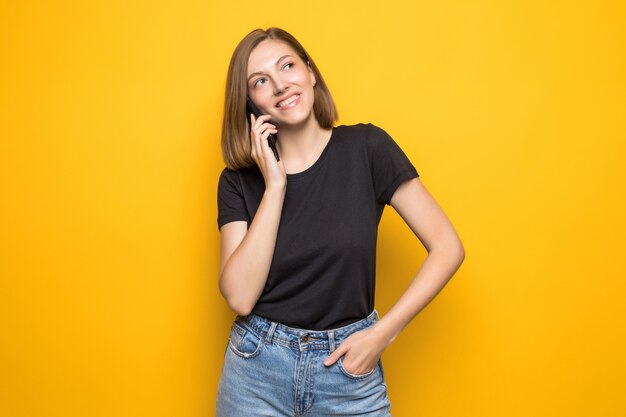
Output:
[247, 55, 293, 81]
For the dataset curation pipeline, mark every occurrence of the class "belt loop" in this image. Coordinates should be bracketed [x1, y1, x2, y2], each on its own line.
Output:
[328, 330, 335, 352]
[265, 321, 277, 344]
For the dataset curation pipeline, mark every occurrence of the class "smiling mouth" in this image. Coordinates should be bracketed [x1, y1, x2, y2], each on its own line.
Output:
[276, 94, 300, 109]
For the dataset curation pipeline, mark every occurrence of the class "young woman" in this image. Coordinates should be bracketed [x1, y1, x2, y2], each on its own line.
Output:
[216, 27, 465, 416]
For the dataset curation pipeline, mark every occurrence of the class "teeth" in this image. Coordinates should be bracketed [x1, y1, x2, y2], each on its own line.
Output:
[277, 94, 299, 108]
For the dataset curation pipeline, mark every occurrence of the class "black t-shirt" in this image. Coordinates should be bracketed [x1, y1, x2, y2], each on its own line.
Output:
[217, 123, 419, 330]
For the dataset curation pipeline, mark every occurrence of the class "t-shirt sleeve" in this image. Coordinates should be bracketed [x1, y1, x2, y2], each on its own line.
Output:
[217, 167, 250, 230]
[366, 123, 419, 205]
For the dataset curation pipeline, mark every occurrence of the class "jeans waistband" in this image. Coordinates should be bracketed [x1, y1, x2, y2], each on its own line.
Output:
[234, 310, 380, 352]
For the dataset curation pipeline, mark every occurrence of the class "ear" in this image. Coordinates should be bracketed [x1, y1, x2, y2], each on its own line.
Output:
[308, 68, 316, 87]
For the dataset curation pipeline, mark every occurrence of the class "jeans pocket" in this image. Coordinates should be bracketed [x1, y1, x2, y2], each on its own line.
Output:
[337, 357, 380, 380]
[228, 321, 263, 359]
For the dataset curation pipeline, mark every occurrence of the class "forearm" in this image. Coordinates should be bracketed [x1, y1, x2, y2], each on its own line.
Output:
[372, 240, 465, 346]
[219, 186, 286, 315]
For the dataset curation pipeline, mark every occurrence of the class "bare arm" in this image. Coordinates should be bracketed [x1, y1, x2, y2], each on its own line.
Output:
[219, 113, 287, 316]
[219, 185, 285, 316]
[372, 176, 465, 344]
[323, 177, 465, 374]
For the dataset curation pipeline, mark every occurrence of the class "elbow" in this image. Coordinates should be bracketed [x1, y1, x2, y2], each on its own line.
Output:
[219, 277, 255, 317]
[449, 235, 465, 267]
[455, 238, 465, 263]
[431, 236, 465, 268]
[228, 299, 254, 317]
[456, 244, 465, 268]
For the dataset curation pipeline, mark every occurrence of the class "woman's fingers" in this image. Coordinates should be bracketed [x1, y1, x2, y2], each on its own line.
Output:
[248, 113, 285, 187]
[249, 114, 277, 160]
[323, 343, 349, 367]
[251, 128, 277, 157]
[259, 130, 279, 162]
[250, 115, 275, 137]
[251, 114, 272, 130]
[323, 327, 384, 375]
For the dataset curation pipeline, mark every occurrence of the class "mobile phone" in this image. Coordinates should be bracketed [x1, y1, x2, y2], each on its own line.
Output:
[246, 96, 280, 161]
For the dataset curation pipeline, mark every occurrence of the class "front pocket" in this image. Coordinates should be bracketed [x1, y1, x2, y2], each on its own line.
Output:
[337, 357, 379, 380]
[227, 321, 263, 359]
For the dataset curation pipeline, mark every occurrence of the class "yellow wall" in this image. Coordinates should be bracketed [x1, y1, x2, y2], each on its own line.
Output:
[1, 1, 625, 416]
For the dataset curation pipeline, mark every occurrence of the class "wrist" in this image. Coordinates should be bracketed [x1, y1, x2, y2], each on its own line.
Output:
[265, 183, 286, 196]
[370, 319, 400, 348]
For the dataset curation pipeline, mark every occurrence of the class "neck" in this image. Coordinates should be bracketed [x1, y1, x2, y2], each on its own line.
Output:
[275, 115, 332, 173]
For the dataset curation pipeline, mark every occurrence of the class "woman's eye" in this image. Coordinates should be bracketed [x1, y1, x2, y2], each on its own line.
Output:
[253, 78, 266, 87]
[283, 62, 294, 70]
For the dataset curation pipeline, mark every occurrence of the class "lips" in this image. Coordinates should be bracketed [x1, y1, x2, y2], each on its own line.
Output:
[276, 94, 300, 109]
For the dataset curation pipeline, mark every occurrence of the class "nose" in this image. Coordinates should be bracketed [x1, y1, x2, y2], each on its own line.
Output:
[273, 78, 289, 96]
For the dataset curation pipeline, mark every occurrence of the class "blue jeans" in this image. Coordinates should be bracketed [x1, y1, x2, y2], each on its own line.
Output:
[216, 309, 392, 416]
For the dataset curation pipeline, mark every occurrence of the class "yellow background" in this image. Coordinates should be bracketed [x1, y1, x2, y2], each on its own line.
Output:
[1, 0, 625, 416]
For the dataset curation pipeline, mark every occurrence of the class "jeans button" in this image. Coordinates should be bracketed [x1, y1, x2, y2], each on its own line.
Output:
[301, 335, 309, 343]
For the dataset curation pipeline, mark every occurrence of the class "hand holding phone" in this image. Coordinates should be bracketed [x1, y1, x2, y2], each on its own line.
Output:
[246, 97, 280, 162]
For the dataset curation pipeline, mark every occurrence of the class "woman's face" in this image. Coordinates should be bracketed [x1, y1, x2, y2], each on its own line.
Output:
[246, 39, 316, 127]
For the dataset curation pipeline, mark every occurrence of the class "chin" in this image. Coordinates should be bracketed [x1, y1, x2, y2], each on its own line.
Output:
[277, 111, 315, 128]
[277, 104, 315, 124]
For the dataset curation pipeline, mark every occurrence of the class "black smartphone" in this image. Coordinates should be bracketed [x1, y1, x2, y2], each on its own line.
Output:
[246, 96, 280, 161]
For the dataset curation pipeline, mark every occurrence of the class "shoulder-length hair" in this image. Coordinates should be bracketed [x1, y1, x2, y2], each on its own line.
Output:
[221, 27, 338, 170]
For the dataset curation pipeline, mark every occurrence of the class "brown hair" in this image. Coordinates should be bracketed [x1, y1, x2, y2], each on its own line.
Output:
[221, 27, 338, 170]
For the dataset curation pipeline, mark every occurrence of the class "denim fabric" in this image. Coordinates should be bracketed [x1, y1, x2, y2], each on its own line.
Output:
[216, 309, 392, 416]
